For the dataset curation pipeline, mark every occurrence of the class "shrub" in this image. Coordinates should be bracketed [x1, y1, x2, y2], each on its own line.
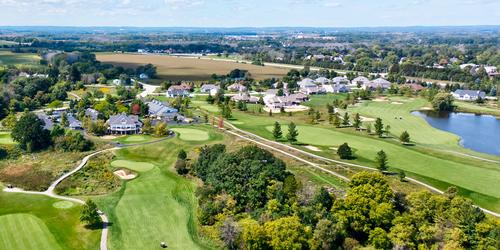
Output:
[337, 143, 353, 160]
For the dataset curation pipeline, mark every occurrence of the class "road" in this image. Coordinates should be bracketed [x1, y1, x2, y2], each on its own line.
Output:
[218, 119, 500, 218]
[133, 80, 160, 98]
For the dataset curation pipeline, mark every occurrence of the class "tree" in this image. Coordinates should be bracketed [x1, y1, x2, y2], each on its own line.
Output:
[400, 131, 411, 144]
[286, 122, 299, 143]
[313, 187, 334, 210]
[80, 199, 102, 228]
[352, 113, 362, 129]
[369, 227, 392, 249]
[311, 219, 346, 250]
[178, 149, 187, 160]
[432, 92, 454, 111]
[175, 159, 188, 175]
[60, 112, 69, 127]
[385, 125, 391, 136]
[342, 112, 350, 126]
[374, 118, 384, 137]
[264, 216, 310, 250]
[376, 150, 388, 171]
[11, 112, 51, 152]
[154, 122, 168, 137]
[142, 118, 153, 134]
[272, 121, 282, 140]
[398, 170, 406, 182]
[333, 114, 341, 128]
[220, 218, 241, 250]
[337, 143, 353, 160]
[239, 218, 268, 250]
[1, 113, 17, 129]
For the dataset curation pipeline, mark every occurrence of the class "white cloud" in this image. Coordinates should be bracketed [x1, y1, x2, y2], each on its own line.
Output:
[164, 0, 204, 9]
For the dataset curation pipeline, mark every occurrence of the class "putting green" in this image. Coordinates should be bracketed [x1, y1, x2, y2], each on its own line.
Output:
[111, 160, 155, 172]
[123, 135, 148, 142]
[53, 201, 75, 209]
[171, 128, 210, 141]
[0, 214, 63, 250]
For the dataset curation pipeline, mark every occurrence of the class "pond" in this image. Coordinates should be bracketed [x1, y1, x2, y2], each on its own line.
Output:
[413, 111, 500, 156]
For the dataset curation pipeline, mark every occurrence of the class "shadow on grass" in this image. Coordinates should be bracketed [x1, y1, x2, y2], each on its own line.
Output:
[84, 221, 114, 230]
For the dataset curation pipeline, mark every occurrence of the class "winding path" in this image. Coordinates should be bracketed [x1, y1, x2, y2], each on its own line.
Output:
[219, 119, 500, 218]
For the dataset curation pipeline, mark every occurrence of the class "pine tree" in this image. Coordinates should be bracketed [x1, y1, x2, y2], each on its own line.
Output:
[342, 112, 350, 126]
[374, 118, 384, 137]
[287, 122, 299, 143]
[272, 121, 283, 140]
[80, 199, 102, 227]
[376, 150, 388, 172]
[333, 114, 341, 128]
[353, 113, 362, 129]
[400, 131, 411, 144]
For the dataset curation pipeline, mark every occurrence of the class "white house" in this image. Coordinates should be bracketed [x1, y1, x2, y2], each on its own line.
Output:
[139, 73, 149, 79]
[452, 90, 486, 101]
[200, 84, 220, 95]
[363, 78, 392, 90]
[331, 76, 350, 85]
[323, 84, 350, 93]
[112, 79, 122, 85]
[351, 76, 370, 86]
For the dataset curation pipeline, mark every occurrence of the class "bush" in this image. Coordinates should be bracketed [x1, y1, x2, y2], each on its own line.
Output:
[175, 159, 189, 175]
[54, 132, 94, 152]
[337, 143, 353, 159]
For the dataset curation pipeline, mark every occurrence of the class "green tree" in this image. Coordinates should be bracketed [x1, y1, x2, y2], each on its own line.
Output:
[374, 118, 384, 137]
[432, 92, 454, 111]
[178, 149, 187, 160]
[337, 143, 353, 160]
[60, 112, 69, 127]
[311, 219, 346, 250]
[272, 121, 283, 140]
[352, 113, 362, 129]
[400, 131, 411, 144]
[142, 118, 153, 134]
[80, 199, 102, 228]
[333, 114, 341, 128]
[398, 170, 406, 182]
[239, 218, 268, 250]
[11, 112, 51, 152]
[376, 150, 388, 171]
[369, 227, 392, 249]
[264, 216, 310, 250]
[342, 112, 350, 126]
[313, 187, 334, 210]
[286, 122, 299, 143]
[1, 113, 17, 129]
[154, 122, 168, 137]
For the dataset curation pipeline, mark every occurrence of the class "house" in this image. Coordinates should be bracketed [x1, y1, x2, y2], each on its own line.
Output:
[112, 79, 122, 85]
[107, 113, 142, 134]
[167, 85, 190, 98]
[452, 90, 486, 101]
[363, 78, 392, 90]
[227, 83, 247, 92]
[36, 113, 54, 130]
[314, 77, 331, 85]
[231, 93, 260, 103]
[351, 76, 370, 86]
[85, 108, 100, 121]
[298, 78, 316, 88]
[331, 76, 350, 85]
[200, 84, 220, 95]
[288, 93, 309, 102]
[483, 66, 498, 77]
[301, 85, 325, 95]
[139, 73, 149, 79]
[324, 84, 350, 93]
[147, 100, 180, 121]
[67, 114, 83, 130]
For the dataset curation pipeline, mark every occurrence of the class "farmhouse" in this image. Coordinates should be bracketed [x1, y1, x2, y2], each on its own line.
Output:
[167, 85, 190, 98]
[200, 84, 220, 95]
[107, 113, 143, 134]
[227, 83, 247, 92]
[452, 89, 486, 101]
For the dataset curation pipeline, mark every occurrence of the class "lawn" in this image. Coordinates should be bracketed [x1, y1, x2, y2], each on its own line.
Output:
[0, 132, 15, 145]
[111, 160, 155, 172]
[96, 53, 289, 81]
[0, 191, 100, 250]
[112, 134, 161, 144]
[0, 51, 40, 65]
[95, 132, 223, 250]
[455, 101, 500, 117]
[171, 128, 211, 141]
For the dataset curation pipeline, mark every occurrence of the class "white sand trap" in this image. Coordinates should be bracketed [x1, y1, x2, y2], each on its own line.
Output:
[373, 98, 388, 102]
[391, 102, 404, 105]
[420, 107, 433, 110]
[114, 170, 137, 180]
[304, 145, 321, 152]
[360, 116, 375, 122]
[330, 147, 338, 150]
[101, 135, 120, 140]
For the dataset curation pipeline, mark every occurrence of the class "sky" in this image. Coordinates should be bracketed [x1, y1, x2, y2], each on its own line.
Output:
[0, 0, 498, 27]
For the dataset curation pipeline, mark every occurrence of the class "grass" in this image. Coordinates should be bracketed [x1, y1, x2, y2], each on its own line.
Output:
[95, 127, 224, 250]
[112, 134, 161, 144]
[0, 191, 100, 250]
[0, 51, 40, 65]
[455, 101, 500, 117]
[0, 132, 15, 145]
[111, 160, 155, 172]
[170, 128, 211, 141]
[96, 53, 289, 81]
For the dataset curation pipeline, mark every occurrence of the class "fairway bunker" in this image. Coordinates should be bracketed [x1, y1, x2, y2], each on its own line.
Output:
[111, 160, 155, 172]
[171, 128, 210, 141]
[304, 145, 322, 152]
[114, 170, 137, 180]
[53, 201, 75, 209]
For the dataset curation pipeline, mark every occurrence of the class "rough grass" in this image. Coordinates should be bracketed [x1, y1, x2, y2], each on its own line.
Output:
[110, 160, 155, 172]
[96, 53, 289, 81]
[0, 192, 100, 250]
[171, 128, 210, 141]
[0, 132, 15, 145]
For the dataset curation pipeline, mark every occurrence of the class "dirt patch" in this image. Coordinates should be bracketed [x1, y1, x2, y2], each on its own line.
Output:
[114, 169, 137, 180]
[0, 164, 53, 191]
[100, 135, 120, 140]
[304, 145, 322, 152]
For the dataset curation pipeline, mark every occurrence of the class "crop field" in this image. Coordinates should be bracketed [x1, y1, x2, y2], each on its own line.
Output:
[96, 53, 289, 81]
[0, 192, 100, 250]
[0, 51, 40, 65]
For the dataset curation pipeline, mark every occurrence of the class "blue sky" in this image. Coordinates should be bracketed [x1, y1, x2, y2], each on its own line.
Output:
[0, 0, 498, 27]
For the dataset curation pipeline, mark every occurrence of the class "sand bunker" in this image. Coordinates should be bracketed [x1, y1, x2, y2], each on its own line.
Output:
[304, 145, 321, 152]
[373, 98, 388, 102]
[114, 170, 137, 180]
[360, 116, 375, 122]
[391, 102, 404, 105]
[101, 135, 119, 140]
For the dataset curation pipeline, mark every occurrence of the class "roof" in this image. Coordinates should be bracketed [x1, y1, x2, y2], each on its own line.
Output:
[85, 108, 99, 120]
[67, 114, 82, 128]
[314, 77, 330, 84]
[200, 84, 220, 91]
[108, 113, 142, 126]
[332, 76, 349, 83]
[352, 76, 370, 83]
[453, 89, 486, 98]
[372, 78, 391, 85]
[298, 78, 316, 87]
[147, 100, 178, 116]
[36, 113, 54, 130]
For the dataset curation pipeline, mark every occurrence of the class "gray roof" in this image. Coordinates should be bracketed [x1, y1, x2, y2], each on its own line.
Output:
[332, 76, 349, 84]
[453, 89, 486, 98]
[107, 113, 142, 126]
[200, 84, 219, 91]
[352, 76, 370, 83]
[68, 114, 82, 129]
[36, 113, 54, 130]
[147, 100, 178, 117]
[85, 108, 99, 121]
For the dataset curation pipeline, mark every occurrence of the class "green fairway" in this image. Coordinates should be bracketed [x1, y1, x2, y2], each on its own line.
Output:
[0, 51, 40, 65]
[113, 134, 158, 144]
[0, 192, 100, 250]
[96, 136, 221, 250]
[171, 128, 210, 141]
[52, 201, 75, 210]
[0, 132, 15, 145]
[0, 214, 63, 250]
[111, 160, 155, 172]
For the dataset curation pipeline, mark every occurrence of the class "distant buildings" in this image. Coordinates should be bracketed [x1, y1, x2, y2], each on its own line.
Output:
[227, 83, 247, 92]
[231, 93, 260, 103]
[167, 85, 190, 98]
[107, 113, 143, 134]
[362, 78, 392, 90]
[200, 84, 220, 95]
[452, 90, 486, 101]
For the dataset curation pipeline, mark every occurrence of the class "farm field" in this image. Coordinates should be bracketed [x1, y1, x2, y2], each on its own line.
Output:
[195, 99, 500, 212]
[0, 51, 40, 65]
[96, 53, 289, 81]
[0, 191, 100, 250]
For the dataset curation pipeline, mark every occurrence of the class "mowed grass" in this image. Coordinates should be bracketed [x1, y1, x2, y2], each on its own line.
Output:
[0, 132, 15, 145]
[95, 130, 223, 250]
[96, 53, 289, 81]
[0, 51, 40, 65]
[0, 191, 100, 250]
[171, 128, 210, 141]
[113, 134, 161, 144]
[0, 214, 62, 250]
[111, 160, 155, 172]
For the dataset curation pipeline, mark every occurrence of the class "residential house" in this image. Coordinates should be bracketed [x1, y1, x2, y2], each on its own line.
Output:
[85, 108, 100, 121]
[112, 79, 122, 85]
[227, 83, 247, 92]
[146, 100, 181, 121]
[139, 73, 149, 79]
[231, 93, 260, 103]
[363, 78, 392, 90]
[298, 78, 316, 88]
[351, 76, 370, 86]
[452, 90, 486, 101]
[301, 85, 326, 95]
[331, 76, 350, 85]
[200, 84, 220, 95]
[68, 114, 83, 130]
[107, 113, 143, 134]
[483, 66, 498, 77]
[36, 113, 54, 130]
[324, 84, 350, 93]
[167, 85, 190, 98]
[314, 77, 331, 85]
[263, 93, 309, 110]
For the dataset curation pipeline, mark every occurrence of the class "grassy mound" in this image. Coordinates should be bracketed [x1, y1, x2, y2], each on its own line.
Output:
[171, 128, 210, 141]
[111, 160, 155, 172]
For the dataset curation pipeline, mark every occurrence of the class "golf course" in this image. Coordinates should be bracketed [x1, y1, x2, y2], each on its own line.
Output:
[0, 132, 15, 145]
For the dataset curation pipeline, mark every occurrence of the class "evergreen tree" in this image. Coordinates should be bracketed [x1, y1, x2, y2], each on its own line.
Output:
[342, 112, 350, 126]
[337, 143, 353, 159]
[400, 131, 411, 144]
[376, 150, 388, 172]
[353, 113, 362, 129]
[80, 199, 102, 227]
[333, 114, 341, 128]
[287, 122, 299, 143]
[272, 121, 283, 140]
[374, 118, 384, 137]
